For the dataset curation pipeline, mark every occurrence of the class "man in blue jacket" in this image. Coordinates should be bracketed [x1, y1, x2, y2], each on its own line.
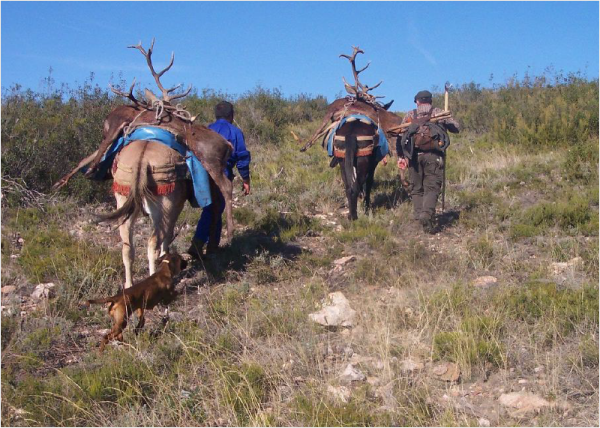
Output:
[188, 101, 251, 259]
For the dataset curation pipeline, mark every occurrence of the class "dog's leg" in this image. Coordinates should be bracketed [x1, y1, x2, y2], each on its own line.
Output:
[134, 308, 145, 334]
[100, 306, 127, 351]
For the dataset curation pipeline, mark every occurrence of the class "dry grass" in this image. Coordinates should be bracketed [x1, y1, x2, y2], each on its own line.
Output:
[1, 125, 598, 426]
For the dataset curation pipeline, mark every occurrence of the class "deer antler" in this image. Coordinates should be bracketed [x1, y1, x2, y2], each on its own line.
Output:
[340, 46, 384, 105]
[109, 78, 148, 107]
[129, 38, 192, 104]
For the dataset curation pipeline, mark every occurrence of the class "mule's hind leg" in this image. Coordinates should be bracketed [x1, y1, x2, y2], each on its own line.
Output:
[363, 157, 377, 213]
[209, 173, 233, 243]
[339, 164, 357, 220]
[147, 185, 187, 272]
[116, 193, 138, 288]
[146, 196, 162, 275]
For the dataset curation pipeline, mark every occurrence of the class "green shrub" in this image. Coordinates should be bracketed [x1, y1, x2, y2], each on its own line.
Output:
[433, 315, 505, 368]
[220, 361, 271, 425]
[562, 138, 600, 184]
[436, 71, 599, 147]
[515, 195, 598, 237]
[502, 281, 598, 336]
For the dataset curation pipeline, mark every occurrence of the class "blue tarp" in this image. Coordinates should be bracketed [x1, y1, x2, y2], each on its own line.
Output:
[326, 114, 389, 163]
[85, 126, 212, 208]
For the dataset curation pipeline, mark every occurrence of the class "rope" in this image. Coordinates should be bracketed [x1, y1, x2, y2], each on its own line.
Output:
[123, 109, 149, 137]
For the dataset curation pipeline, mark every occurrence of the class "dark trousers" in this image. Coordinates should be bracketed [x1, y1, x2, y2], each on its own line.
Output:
[193, 178, 227, 247]
[409, 152, 444, 222]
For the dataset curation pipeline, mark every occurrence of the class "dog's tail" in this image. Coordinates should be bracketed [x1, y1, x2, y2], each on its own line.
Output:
[87, 297, 117, 305]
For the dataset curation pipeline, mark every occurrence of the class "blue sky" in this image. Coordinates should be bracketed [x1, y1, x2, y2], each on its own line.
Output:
[2, 1, 598, 111]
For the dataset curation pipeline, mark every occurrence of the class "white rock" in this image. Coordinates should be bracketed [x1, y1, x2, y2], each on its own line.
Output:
[533, 366, 545, 374]
[367, 376, 380, 386]
[309, 291, 357, 327]
[432, 362, 461, 382]
[31, 283, 56, 300]
[339, 363, 366, 383]
[327, 385, 351, 403]
[1, 285, 17, 294]
[478, 417, 491, 427]
[473, 276, 498, 287]
[400, 358, 425, 373]
[333, 255, 356, 266]
[551, 257, 583, 276]
[498, 392, 550, 413]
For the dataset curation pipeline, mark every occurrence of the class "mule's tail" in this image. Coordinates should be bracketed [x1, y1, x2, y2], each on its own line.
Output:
[343, 134, 360, 197]
[97, 144, 155, 225]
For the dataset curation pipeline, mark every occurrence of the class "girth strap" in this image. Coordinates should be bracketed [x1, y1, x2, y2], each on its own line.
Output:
[334, 135, 375, 142]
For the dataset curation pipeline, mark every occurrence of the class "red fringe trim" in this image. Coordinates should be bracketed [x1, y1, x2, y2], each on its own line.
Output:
[112, 182, 131, 196]
[155, 182, 176, 195]
[112, 182, 177, 196]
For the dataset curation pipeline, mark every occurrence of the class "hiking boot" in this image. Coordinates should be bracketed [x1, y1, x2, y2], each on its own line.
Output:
[420, 216, 435, 234]
[187, 238, 205, 260]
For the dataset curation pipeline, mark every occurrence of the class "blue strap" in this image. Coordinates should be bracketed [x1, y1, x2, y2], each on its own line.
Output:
[87, 126, 212, 208]
[326, 114, 389, 163]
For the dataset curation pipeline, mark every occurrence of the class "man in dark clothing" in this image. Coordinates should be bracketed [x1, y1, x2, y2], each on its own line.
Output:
[188, 101, 251, 258]
[397, 90, 460, 233]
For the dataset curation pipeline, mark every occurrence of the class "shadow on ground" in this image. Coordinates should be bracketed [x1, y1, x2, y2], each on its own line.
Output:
[370, 176, 410, 210]
[188, 212, 305, 283]
[437, 209, 461, 232]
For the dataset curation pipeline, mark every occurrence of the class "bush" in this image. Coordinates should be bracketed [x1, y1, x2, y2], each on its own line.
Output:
[434, 70, 599, 148]
[1, 76, 121, 204]
[502, 280, 598, 337]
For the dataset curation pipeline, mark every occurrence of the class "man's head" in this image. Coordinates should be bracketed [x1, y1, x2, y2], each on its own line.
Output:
[414, 90, 433, 105]
[215, 101, 234, 122]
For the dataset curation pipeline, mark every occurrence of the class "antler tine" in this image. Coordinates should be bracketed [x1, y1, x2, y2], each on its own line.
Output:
[365, 80, 383, 92]
[356, 61, 371, 75]
[109, 78, 146, 106]
[339, 46, 364, 62]
[156, 53, 175, 78]
[128, 41, 147, 56]
[167, 84, 192, 102]
[129, 39, 179, 103]
[339, 46, 387, 104]
[340, 46, 369, 94]
[342, 77, 358, 95]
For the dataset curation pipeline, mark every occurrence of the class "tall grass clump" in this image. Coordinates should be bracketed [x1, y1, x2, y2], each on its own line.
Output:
[1, 73, 123, 203]
[433, 70, 598, 148]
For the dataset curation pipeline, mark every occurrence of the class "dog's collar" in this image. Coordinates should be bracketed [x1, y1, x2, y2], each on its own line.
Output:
[161, 260, 170, 264]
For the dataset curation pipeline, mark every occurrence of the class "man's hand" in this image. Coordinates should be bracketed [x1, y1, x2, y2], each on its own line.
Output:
[382, 156, 388, 166]
[242, 180, 251, 196]
[397, 158, 409, 170]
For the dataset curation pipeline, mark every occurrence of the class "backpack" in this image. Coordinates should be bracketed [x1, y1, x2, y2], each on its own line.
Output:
[411, 109, 441, 151]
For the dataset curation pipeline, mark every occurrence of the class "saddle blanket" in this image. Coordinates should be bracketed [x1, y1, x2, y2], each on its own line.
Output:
[86, 126, 212, 208]
[326, 114, 389, 163]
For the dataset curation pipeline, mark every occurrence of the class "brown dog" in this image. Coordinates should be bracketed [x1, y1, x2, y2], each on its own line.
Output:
[86, 252, 187, 352]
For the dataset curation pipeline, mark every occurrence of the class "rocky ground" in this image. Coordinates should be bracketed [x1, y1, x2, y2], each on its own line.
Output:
[2, 136, 598, 426]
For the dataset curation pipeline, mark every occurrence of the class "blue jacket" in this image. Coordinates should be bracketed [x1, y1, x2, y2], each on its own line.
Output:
[208, 118, 251, 181]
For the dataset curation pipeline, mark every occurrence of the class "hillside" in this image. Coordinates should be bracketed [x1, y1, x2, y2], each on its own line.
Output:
[1, 73, 598, 426]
